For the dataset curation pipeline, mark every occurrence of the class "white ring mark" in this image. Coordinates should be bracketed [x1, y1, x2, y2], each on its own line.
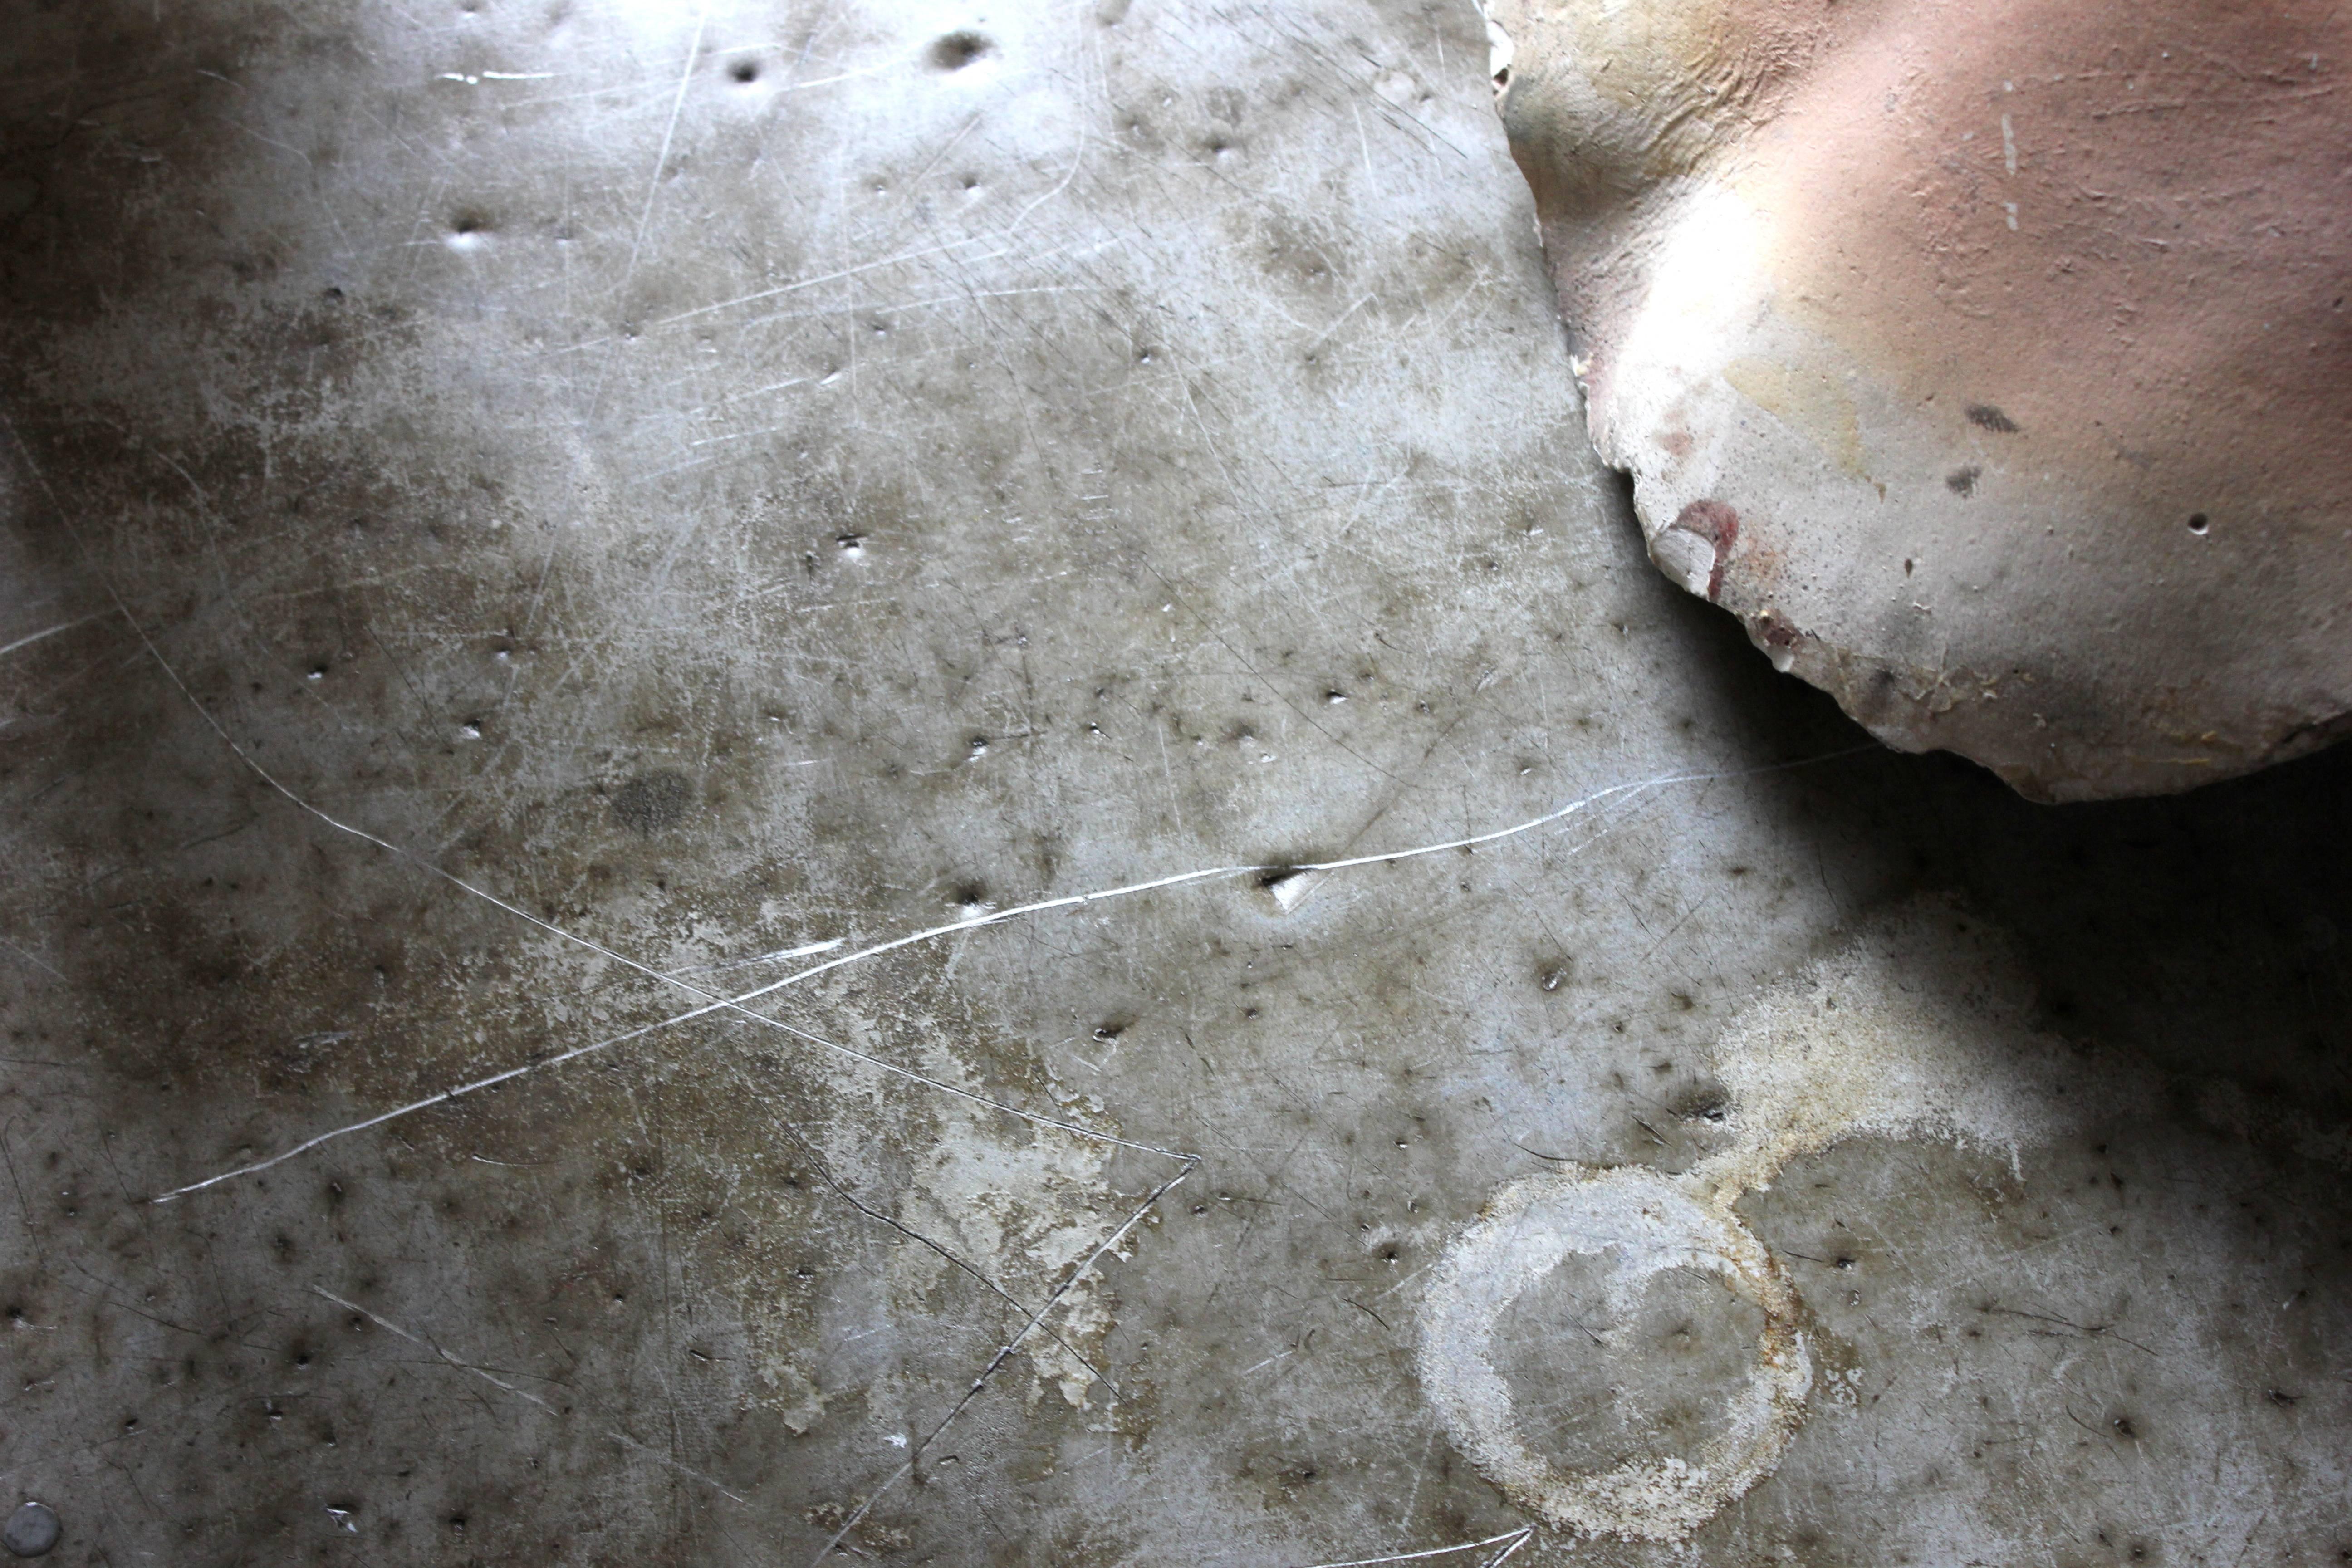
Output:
[1416, 1164, 1810, 1541]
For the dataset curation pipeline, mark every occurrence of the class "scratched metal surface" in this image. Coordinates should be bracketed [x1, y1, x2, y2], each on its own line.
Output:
[2, 1, 2350, 1563]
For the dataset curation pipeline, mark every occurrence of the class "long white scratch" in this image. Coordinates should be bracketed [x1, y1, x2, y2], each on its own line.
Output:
[311, 1285, 745, 1502]
[647, 235, 1006, 327]
[1303, 293, 1376, 353]
[623, 5, 708, 286]
[907, 112, 981, 189]
[1481, 1530, 1534, 1568]
[1290, 1527, 1535, 1568]
[155, 967, 1186, 1200]
[500, 54, 895, 110]
[149, 747, 1862, 1201]
[635, 215, 1113, 339]
[0, 611, 105, 660]
[0, 937, 65, 981]
[757, 59, 900, 95]
[686, 423, 797, 448]
[664, 936, 842, 976]
[1003, 112, 1087, 237]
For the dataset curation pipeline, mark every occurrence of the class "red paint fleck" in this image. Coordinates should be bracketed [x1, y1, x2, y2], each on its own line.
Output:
[1674, 499, 1741, 599]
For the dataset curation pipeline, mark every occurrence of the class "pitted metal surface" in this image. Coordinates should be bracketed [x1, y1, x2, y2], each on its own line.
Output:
[2, 2, 2349, 1562]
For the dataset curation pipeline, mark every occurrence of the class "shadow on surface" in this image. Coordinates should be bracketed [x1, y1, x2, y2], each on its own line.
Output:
[1659, 554, 2352, 1117]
